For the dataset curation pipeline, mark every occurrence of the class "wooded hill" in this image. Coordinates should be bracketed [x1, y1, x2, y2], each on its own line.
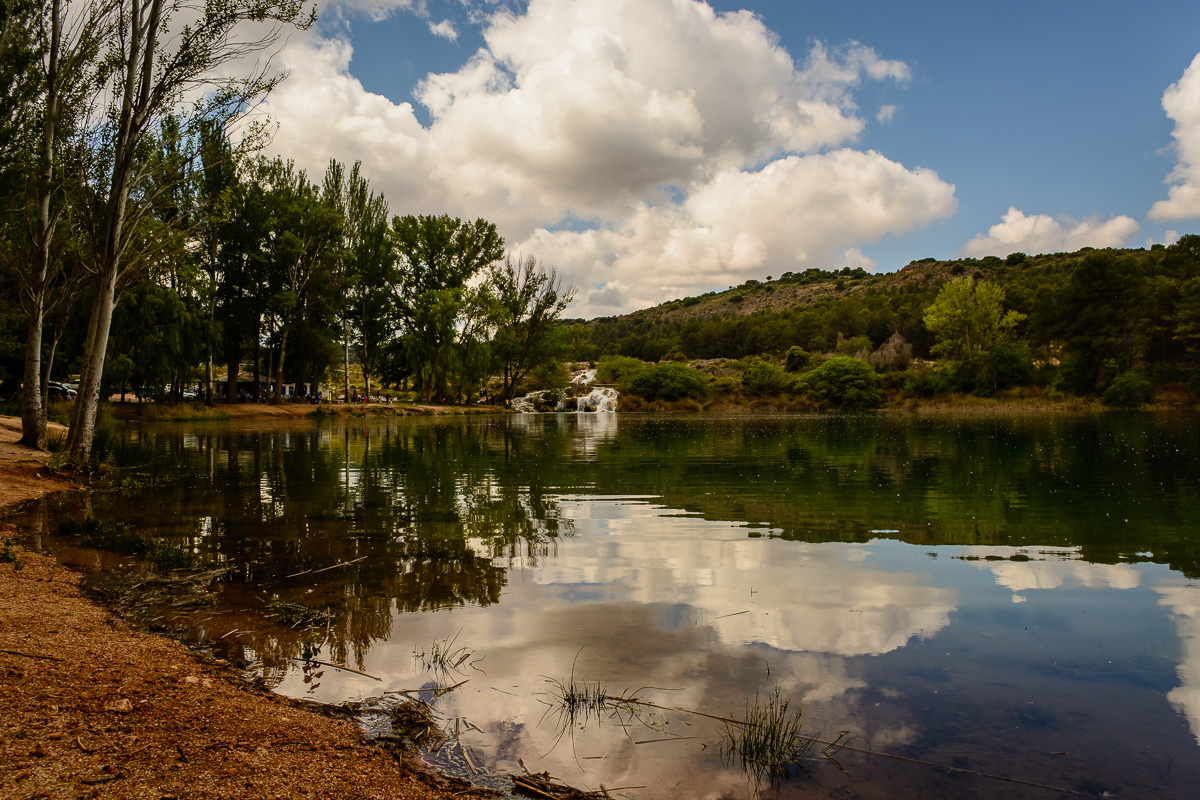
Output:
[558, 237, 1200, 403]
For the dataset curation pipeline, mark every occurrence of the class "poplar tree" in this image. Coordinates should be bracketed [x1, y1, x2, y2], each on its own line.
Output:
[66, 0, 314, 461]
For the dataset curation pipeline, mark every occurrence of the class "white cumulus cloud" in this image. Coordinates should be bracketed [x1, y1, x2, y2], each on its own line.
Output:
[259, 0, 956, 315]
[960, 207, 1140, 258]
[1150, 52, 1200, 221]
[428, 19, 458, 41]
[517, 149, 955, 315]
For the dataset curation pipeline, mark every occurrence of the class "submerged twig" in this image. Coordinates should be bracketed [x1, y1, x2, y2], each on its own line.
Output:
[288, 657, 380, 681]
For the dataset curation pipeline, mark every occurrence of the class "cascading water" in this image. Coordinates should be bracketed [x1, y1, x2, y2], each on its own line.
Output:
[575, 387, 618, 412]
[510, 368, 619, 412]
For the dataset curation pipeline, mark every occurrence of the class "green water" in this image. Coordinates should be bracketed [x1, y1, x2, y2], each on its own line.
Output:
[21, 412, 1200, 798]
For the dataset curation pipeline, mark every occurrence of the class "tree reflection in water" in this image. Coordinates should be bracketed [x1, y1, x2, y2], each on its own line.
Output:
[83, 418, 578, 677]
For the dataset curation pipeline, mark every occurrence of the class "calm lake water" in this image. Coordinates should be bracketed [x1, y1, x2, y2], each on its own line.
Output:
[17, 412, 1200, 798]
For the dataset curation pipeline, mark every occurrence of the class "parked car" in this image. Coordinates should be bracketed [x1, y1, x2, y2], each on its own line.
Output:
[47, 381, 76, 401]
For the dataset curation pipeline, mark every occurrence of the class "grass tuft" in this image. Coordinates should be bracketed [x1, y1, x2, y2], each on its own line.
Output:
[265, 599, 330, 628]
[63, 515, 198, 570]
[413, 631, 474, 674]
[719, 687, 847, 782]
[1, 537, 24, 570]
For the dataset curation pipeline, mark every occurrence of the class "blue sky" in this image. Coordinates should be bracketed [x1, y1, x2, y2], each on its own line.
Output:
[261, 0, 1200, 316]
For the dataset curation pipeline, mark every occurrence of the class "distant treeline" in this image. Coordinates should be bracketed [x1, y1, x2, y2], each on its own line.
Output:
[556, 238, 1200, 404]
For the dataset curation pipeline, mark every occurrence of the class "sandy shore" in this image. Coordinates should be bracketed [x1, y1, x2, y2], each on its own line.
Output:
[0, 416, 478, 800]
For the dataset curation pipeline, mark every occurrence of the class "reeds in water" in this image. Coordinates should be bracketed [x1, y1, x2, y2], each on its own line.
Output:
[413, 631, 474, 674]
[63, 515, 198, 570]
[719, 687, 847, 781]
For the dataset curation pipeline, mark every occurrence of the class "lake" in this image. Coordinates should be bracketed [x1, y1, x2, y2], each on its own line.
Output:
[18, 412, 1200, 798]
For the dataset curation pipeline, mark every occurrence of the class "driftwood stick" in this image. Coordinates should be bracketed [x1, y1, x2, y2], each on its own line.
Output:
[310, 556, 369, 575]
[460, 740, 478, 775]
[432, 678, 469, 698]
[285, 556, 367, 579]
[288, 657, 381, 681]
[511, 777, 559, 800]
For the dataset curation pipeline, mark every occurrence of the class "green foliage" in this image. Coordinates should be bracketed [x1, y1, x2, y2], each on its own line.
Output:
[595, 355, 648, 387]
[835, 334, 872, 357]
[626, 363, 708, 401]
[784, 346, 813, 373]
[527, 359, 569, 392]
[903, 366, 951, 398]
[923, 277, 1025, 360]
[1, 537, 23, 570]
[488, 255, 575, 400]
[799, 356, 884, 410]
[740, 358, 791, 396]
[1102, 371, 1152, 407]
[389, 214, 505, 400]
[65, 515, 198, 570]
[950, 340, 1035, 395]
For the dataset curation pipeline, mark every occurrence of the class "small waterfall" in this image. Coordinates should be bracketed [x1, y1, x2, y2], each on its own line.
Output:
[510, 385, 618, 412]
[511, 388, 570, 413]
[571, 368, 597, 387]
[576, 387, 618, 412]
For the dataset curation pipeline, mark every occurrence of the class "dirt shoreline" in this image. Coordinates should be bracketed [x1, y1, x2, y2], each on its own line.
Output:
[0, 416, 476, 800]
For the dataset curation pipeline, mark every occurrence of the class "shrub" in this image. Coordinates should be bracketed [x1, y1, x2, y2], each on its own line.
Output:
[834, 333, 872, 359]
[741, 358, 791, 396]
[1102, 371, 1152, 407]
[799, 356, 884, 410]
[904, 367, 951, 398]
[784, 346, 813, 373]
[595, 355, 648, 387]
[626, 363, 708, 401]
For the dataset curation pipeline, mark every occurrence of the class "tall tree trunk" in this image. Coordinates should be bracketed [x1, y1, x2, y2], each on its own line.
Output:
[226, 356, 239, 402]
[342, 321, 350, 404]
[67, 268, 118, 463]
[274, 327, 289, 404]
[67, 0, 161, 464]
[253, 319, 261, 401]
[362, 339, 370, 403]
[40, 334, 60, 415]
[19, 0, 63, 451]
[20, 312, 46, 450]
[263, 342, 273, 402]
[205, 355, 214, 405]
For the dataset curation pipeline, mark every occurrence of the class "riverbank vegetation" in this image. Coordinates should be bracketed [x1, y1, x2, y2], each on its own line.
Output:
[563, 240, 1200, 411]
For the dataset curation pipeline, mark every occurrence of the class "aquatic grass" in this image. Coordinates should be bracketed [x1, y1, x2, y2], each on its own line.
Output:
[413, 631, 474, 674]
[543, 675, 614, 723]
[144, 539, 199, 571]
[64, 515, 198, 570]
[265, 599, 330, 628]
[719, 687, 847, 782]
[65, 515, 145, 552]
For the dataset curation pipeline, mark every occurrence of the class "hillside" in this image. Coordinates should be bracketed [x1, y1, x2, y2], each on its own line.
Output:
[591, 247, 1157, 327]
